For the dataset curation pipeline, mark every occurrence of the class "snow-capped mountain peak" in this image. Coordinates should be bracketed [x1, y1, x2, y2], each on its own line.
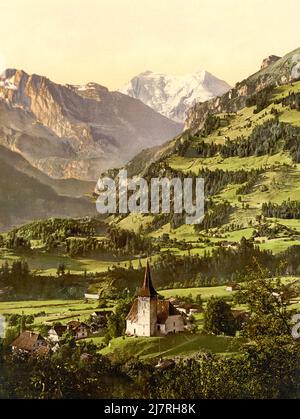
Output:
[119, 70, 231, 123]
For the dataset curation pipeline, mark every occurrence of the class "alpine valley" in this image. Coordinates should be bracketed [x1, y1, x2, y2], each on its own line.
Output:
[1, 46, 300, 400]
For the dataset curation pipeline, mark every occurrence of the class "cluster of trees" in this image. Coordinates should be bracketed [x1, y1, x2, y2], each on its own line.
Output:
[220, 119, 283, 158]
[4, 218, 157, 258]
[204, 297, 236, 336]
[2, 239, 300, 300]
[143, 164, 261, 232]
[181, 118, 300, 164]
[245, 84, 275, 113]
[0, 260, 29, 282]
[141, 238, 275, 290]
[252, 222, 295, 240]
[106, 226, 156, 255]
[195, 141, 220, 157]
[65, 226, 157, 258]
[2, 232, 31, 250]
[198, 115, 224, 137]
[236, 172, 261, 195]
[222, 119, 300, 163]
[2, 238, 300, 301]
[177, 115, 226, 157]
[196, 201, 233, 231]
[4, 313, 34, 327]
[276, 91, 300, 111]
[14, 218, 104, 241]
[0, 261, 86, 300]
[262, 200, 300, 219]
[11, 218, 105, 251]
[197, 168, 262, 197]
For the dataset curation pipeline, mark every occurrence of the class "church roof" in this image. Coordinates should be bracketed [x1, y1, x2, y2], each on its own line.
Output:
[138, 261, 158, 297]
[126, 298, 138, 322]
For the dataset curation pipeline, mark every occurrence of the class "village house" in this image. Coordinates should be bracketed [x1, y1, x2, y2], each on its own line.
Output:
[11, 331, 51, 356]
[226, 283, 241, 292]
[48, 325, 68, 343]
[67, 320, 90, 340]
[126, 262, 185, 337]
[175, 303, 202, 317]
[91, 310, 110, 322]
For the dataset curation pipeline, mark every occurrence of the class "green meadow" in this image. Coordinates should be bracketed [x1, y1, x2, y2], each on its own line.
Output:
[99, 333, 243, 359]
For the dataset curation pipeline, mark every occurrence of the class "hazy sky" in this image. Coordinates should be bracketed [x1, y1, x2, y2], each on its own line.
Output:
[0, 0, 299, 89]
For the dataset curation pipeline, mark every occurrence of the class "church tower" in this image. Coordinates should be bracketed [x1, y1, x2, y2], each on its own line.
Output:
[126, 261, 185, 337]
[137, 261, 158, 336]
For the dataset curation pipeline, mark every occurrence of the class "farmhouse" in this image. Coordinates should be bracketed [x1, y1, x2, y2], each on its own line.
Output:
[175, 303, 202, 317]
[11, 331, 50, 355]
[126, 262, 185, 337]
[84, 293, 100, 301]
[226, 283, 241, 292]
[48, 325, 68, 343]
[67, 321, 90, 340]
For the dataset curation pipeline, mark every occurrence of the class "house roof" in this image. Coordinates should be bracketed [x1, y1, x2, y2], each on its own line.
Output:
[67, 321, 81, 329]
[68, 321, 90, 332]
[177, 303, 201, 310]
[50, 325, 67, 337]
[157, 300, 180, 324]
[11, 331, 45, 352]
[138, 261, 157, 297]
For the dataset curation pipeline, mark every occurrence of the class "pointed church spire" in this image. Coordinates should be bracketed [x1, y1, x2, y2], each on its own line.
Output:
[139, 261, 157, 297]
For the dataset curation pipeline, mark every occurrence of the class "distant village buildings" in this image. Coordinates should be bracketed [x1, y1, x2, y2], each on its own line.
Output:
[48, 321, 91, 343]
[12, 320, 97, 355]
[126, 262, 185, 337]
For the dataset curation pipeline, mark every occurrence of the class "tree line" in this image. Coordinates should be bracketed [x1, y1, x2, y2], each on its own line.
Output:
[262, 200, 300, 219]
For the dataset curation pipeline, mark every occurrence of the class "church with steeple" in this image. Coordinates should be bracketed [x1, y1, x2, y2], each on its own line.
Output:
[126, 262, 185, 337]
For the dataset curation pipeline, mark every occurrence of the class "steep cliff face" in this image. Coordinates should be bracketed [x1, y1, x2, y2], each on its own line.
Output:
[0, 69, 182, 180]
[185, 47, 300, 132]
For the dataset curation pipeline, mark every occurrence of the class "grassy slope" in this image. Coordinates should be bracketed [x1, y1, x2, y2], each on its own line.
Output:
[100, 333, 243, 359]
[0, 299, 109, 327]
[116, 81, 300, 256]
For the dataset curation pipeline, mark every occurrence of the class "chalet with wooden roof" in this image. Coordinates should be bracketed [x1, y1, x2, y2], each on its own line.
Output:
[67, 320, 90, 340]
[11, 331, 50, 355]
[126, 262, 185, 337]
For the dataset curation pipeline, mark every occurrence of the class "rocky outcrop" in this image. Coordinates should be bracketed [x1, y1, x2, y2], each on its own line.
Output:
[0, 69, 182, 180]
[261, 55, 281, 70]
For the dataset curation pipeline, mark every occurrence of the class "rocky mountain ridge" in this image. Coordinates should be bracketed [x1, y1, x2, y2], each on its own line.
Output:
[0, 69, 182, 180]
